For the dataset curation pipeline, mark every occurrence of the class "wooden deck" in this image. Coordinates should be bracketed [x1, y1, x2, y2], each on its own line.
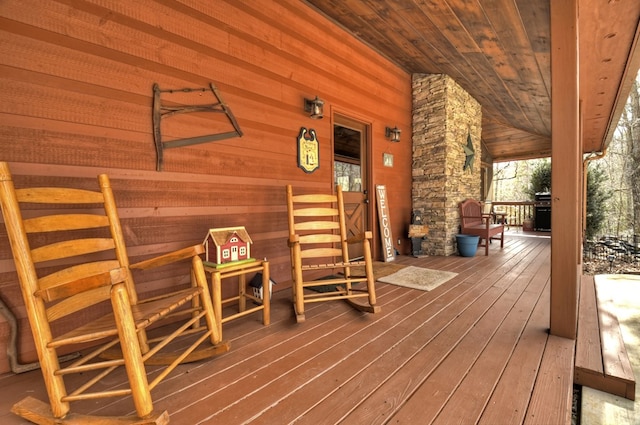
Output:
[575, 275, 636, 400]
[0, 234, 577, 424]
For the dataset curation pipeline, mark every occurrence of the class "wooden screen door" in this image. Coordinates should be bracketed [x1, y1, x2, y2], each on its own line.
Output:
[333, 115, 370, 260]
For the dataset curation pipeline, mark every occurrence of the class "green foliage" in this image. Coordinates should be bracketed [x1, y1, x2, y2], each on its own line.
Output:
[518, 159, 609, 239]
[585, 162, 612, 239]
[525, 160, 551, 200]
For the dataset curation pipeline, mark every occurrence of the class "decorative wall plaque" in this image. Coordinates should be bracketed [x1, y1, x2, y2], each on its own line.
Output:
[297, 127, 319, 173]
[383, 153, 394, 167]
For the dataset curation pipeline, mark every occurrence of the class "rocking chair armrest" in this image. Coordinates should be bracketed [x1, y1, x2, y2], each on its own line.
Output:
[346, 230, 373, 244]
[130, 244, 205, 270]
[36, 267, 128, 302]
[288, 234, 300, 247]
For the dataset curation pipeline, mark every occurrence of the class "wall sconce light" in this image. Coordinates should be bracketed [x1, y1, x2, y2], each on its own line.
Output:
[304, 96, 324, 119]
[385, 126, 401, 142]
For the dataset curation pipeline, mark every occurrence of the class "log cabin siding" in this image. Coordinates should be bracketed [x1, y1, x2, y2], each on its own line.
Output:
[0, 0, 413, 373]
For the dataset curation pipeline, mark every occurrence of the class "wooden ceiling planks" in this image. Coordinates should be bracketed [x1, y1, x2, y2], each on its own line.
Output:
[579, 0, 640, 154]
[304, 0, 640, 161]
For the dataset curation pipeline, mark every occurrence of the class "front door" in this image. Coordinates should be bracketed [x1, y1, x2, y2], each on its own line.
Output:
[333, 115, 370, 260]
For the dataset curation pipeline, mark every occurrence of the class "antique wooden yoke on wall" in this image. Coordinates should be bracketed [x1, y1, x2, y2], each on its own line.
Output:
[152, 83, 243, 171]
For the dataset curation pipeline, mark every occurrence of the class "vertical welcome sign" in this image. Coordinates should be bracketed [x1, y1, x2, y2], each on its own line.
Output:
[376, 185, 395, 262]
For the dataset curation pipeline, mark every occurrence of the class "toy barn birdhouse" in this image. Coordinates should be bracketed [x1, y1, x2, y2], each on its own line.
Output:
[249, 272, 276, 304]
[203, 226, 253, 264]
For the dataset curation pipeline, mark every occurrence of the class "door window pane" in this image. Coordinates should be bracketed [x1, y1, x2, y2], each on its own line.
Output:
[334, 161, 361, 191]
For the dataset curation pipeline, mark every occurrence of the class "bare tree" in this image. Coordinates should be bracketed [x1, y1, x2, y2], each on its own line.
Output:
[617, 78, 640, 235]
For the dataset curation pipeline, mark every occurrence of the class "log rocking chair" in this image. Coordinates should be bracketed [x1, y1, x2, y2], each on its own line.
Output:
[286, 185, 380, 323]
[0, 162, 229, 424]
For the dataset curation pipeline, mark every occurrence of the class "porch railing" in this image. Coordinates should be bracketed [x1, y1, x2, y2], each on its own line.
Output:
[489, 202, 639, 269]
[488, 201, 536, 228]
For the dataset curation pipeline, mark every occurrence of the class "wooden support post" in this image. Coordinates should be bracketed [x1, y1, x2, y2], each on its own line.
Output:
[550, 0, 581, 339]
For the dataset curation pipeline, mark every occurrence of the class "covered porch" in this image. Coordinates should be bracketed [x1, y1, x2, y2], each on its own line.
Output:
[1, 234, 576, 424]
[1, 1, 639, 423]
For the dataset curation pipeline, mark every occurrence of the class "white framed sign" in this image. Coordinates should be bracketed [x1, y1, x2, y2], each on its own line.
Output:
[383, 153, 394, 167]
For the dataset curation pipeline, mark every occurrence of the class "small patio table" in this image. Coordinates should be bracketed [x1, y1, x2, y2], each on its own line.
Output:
[203, 259, 271, 337]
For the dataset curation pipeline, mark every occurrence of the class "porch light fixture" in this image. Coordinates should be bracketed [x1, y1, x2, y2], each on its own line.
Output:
[304, 96, 324, 119]
[385, 126, 401, 142]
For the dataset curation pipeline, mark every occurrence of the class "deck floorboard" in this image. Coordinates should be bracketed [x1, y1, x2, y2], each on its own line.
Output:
[0, 234, 579, 425]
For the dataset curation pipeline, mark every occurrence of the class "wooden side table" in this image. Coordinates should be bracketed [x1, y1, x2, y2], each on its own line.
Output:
[204, 259, 271, 337]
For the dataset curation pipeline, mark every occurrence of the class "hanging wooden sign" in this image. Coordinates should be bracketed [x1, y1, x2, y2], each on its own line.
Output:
[297, 127, 319, 173]
[376, 185, 395, 262]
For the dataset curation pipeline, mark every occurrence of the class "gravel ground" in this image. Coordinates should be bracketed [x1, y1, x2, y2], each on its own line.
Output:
[572, 385, 581, 425]
[583, 259, 640, 275]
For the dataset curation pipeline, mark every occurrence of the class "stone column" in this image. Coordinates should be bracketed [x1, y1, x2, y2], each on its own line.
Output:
[412, 74, 482, 256]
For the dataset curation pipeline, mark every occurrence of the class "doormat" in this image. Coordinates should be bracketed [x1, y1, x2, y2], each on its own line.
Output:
[378, 266, 457, 291]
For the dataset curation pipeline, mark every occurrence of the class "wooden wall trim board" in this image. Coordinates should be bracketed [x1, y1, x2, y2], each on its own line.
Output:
[0, 0, 412, 373]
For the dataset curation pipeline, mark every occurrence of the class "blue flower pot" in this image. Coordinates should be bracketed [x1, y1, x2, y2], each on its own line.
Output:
[457, 234, 479, 257]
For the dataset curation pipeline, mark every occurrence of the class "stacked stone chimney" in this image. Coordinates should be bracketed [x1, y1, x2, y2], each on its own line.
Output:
[412, 74, 482, 256]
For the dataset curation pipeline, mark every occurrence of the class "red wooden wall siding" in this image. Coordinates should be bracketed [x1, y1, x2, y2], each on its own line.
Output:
[0, 0, 413, 373]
